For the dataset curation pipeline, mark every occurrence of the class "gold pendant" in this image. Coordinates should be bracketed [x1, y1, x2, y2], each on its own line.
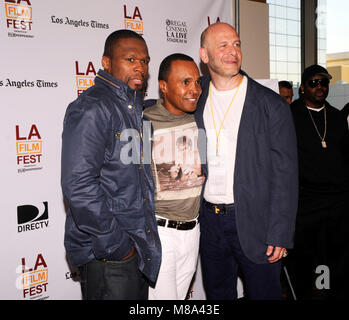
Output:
[321, 140, 327, 148]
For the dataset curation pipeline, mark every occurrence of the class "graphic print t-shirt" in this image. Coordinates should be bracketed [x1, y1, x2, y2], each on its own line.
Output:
[143, 100, 204, 221]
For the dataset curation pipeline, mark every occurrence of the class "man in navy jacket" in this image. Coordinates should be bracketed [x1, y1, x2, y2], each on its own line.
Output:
[61, 30, 161, 300]
[195, 22, 298, 299]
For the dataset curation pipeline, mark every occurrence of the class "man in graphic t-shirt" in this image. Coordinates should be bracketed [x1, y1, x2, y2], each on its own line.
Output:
[144, 53, 204, 300]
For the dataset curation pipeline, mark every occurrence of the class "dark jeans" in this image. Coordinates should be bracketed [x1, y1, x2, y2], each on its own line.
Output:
[200, 200, 282, 300]
[79, 250, 149, 300]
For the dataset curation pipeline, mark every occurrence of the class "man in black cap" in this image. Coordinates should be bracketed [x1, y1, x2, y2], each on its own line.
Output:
[287, 64, 349, 299]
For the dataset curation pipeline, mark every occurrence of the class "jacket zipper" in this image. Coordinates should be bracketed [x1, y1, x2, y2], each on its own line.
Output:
[134, 91, 156, 248]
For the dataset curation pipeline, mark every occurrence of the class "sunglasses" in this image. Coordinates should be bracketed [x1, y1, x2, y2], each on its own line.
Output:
[307, 78, 329, 88]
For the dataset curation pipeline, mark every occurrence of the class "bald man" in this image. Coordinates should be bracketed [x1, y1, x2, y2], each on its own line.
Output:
[194, 22, 298, 300]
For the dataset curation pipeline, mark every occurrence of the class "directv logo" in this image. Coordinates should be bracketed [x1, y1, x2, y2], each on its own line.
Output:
[17, 202, 49, 233]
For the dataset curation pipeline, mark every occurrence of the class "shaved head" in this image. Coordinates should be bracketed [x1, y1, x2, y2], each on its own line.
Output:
[200, 22, 238, 48]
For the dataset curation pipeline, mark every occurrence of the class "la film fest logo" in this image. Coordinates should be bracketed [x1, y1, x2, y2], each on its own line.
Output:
[4, 0, 33, 38]
[166, 19, 188, 44]
[16, 124, 43, 173]
[16, 253, 49, 299]
[123, 4, 143, 35]
[17, 201, 49, 233]
[75, 61, 96, 96]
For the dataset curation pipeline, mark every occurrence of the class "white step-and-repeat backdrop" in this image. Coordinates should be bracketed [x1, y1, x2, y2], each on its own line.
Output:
[0, 0, 233, 300]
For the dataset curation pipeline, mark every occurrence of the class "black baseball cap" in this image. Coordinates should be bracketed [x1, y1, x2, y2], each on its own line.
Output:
[301, 64, 332, 84]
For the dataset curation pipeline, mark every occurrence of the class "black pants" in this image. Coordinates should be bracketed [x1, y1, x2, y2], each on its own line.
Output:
[285, 191, 349, 300]
[79, 250, 149, 300]
[200, 200, 282, 300]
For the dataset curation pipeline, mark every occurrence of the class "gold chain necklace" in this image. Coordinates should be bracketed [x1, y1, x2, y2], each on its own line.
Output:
[307, 106, 327, 148]
[209, 76, 243, 155]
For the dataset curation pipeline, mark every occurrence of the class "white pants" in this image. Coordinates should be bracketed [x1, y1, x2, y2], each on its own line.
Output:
[149, 221, 200, 300]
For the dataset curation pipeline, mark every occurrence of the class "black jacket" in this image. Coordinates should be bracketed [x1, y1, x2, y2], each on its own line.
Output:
[195, 73, 298, 263]
[290, 98, 349, 194]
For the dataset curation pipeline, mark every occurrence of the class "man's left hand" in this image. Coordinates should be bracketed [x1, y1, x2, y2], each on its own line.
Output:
[266, 245, 287, 263]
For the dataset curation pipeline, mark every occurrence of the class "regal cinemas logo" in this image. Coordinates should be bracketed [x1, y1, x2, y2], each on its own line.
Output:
[17, 201, 49, 233]
[16, 254, 49, 299]
[166, 19, 187, 44]
[75, 61, 96, 96]
[4, 0, 33, 37]
[123, 4, 143, 35]
[16, 124, 43, 173]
